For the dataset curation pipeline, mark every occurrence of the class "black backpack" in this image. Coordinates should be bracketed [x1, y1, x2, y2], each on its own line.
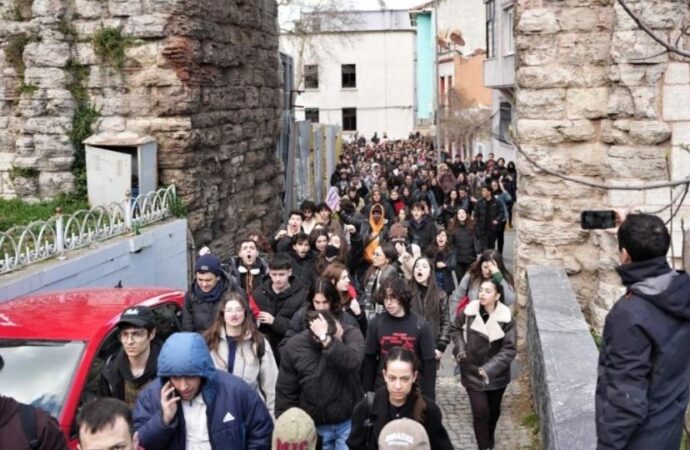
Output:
[19, 404, 39, 450]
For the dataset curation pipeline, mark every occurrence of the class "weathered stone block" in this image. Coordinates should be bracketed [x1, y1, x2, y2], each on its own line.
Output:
[23, 117, 71, 134]
[517, 119, 565, 144]
[644, 187, 672, 206]
[671, 145, 690, 181]
[517, 65, 608, 88]
[32, 0, 65, 17]
[74, 43, 99, 66]
[607, 87, 634, 117]
[663, 85, 690, 121]
[23, 67, 67, 89]
[611, 30, 667, 64]
[560, 120, 596, 141]
[605, 145, 667, 179]
[672, 122, 690, 146]
[630, 86, 657, 118]
[613, 0, 684, 31]
[516, 35, 558, 66]
[664, 63, 690, 85]
[38, 171, 74, 195]
[607, 180, 645, 207]
[557, 7, 604, 32]
[109, 0, 143, 17]
[124, 14, 168, 38]
[516, 88, 566, 119]
[566, 87, 608, 119]
[628, 120, 671, 145]
[558, 32, 610, 65]
[518, 9, 561, 34]
[74, 0, 104, 18]
[23, 42, 70, 68]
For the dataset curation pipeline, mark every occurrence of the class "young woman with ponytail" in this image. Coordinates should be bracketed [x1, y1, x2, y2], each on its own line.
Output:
[347, 347, 453, 450]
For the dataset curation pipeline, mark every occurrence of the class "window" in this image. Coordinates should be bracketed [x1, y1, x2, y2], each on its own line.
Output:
[305, 108, 320, 123]
[504, 6, 515, 55]
[342, 108, 357, 131]
[341, 64, 356, 88]
[499, 102, 512, 143]
[304, 65, 318, 89]
[485, 0, 495, 58]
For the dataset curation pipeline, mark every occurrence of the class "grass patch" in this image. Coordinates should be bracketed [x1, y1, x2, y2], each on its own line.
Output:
[65, 59, 89, 105]
[92, 26, 135, 70]
[0, 193, 89, 231]
[9, 166, 40, 180]
[590, 327, 603, 351]
[521, 412, 540, 433]
[19, 82, 38, 95]
[168, 192, 187, 217]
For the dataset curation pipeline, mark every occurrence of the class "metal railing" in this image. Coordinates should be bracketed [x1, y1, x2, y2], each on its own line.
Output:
[0, 185, 177, 275]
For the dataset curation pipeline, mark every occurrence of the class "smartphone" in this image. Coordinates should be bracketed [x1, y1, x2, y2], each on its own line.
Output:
[580, 210, 616, 229]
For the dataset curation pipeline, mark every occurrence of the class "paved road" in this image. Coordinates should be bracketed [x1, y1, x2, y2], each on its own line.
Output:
[437, 229, 539, 449]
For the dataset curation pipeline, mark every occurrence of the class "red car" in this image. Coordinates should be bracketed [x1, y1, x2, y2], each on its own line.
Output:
[0, 287, 185, 448]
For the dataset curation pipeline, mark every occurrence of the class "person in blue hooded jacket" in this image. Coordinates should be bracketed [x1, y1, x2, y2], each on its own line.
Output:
[596, 213, 690, 450]
[133, 332, 273, 450]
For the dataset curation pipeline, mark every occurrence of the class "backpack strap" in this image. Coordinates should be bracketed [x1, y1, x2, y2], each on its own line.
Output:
[18, 404, 39, 450]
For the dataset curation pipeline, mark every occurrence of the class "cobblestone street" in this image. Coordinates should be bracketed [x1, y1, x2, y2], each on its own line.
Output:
[437, 230, 541, 449]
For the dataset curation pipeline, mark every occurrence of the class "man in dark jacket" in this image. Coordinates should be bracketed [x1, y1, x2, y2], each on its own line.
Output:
[474, 185, 503, 252]
[596, 213, 690, 450]
[407, 202, 437, 253]
[287, 232, 317, 288]
[100, 306, 161, 408]
[0, 356, 69, 450]
[253, 253, 309, 361]
[134, 332, 273, 450]
[181, 253, 237, 332]
[276, 311, 365, 448]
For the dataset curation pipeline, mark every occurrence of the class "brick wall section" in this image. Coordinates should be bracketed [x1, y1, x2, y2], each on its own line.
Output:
[514, 0, 690, 328]
[0, 0, 284, 257]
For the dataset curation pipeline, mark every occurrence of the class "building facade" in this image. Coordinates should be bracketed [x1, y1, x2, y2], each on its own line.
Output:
[484, 0, 516, 162]
[281, 10, 416, 139]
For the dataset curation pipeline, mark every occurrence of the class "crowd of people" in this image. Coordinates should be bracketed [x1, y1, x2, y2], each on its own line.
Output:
[4, 135, 521, 450]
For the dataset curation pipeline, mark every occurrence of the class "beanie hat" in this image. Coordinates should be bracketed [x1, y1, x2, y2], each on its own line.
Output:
[378, 418, 431, 450]
[389, 223, 408, 240]
[194, 254, 222, 276]
[272, 408, 317, 450]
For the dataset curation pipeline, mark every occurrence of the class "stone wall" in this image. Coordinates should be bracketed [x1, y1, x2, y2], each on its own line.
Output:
[0, 0, 284, 256]
[514, 0, 690, 329]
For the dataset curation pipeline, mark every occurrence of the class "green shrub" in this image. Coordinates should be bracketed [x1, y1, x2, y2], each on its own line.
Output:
[0, 193, 89, 232]
[92, 27, 135, 70]
[9, 166, 40, 180]
[5, 34, 30, 78]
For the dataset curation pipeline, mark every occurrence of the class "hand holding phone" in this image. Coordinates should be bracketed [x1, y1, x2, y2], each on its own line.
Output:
[581, 210, 616, 229]
[161, 381, 180, 425]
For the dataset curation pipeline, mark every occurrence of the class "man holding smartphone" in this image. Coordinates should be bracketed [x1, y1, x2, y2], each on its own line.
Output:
[134, 332, 273, 450]
[596, 213, 690, 450]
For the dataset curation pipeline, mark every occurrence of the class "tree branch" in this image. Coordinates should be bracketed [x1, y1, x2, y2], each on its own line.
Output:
[617, 0, 690, 58]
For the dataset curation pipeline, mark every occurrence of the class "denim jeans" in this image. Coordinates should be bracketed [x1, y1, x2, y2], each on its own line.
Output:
[316, 419, 351, 450]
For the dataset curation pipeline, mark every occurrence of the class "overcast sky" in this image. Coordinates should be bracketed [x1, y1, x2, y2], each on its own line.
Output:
[280, 0, 426, 28]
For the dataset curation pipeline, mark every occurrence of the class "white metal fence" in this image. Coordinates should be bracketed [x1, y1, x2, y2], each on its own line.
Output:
[0, 185, 178, 275]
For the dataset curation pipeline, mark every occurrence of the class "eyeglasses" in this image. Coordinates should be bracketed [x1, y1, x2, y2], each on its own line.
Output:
[118, 330, 149, 342]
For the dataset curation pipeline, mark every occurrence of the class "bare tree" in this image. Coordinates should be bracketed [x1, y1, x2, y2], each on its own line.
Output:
[439, 88, 492, 158]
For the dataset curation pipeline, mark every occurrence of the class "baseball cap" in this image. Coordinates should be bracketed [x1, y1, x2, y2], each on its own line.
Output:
[378, 418, 430, 450]
[194, 254, 222, 276]
[117, 305, 155, 329]
[272, 408, 317, 450]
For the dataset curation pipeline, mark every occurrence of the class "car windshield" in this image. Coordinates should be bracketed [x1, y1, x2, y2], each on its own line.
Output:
[0, 340, 85, 418]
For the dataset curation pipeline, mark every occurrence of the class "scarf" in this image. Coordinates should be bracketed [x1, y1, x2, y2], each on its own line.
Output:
[364, 204, 385, 263]
[193, 277, 226, 302]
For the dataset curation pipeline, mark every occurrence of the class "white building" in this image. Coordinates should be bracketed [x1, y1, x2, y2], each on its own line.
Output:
[280, 10, 417, 139]
[483, 0, 516, 162]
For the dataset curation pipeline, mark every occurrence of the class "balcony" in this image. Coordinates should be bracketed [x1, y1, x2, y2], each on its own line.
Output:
[484, 53, 515, 89]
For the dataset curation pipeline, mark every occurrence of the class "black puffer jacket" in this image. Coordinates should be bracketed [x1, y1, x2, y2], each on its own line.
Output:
[346, 387, 453, 450]
[451, 223, 480, 264]
[473, 197, 502, 236]
[411, 287, 451, 353]
[596, 257, 690, 450]
[451, 300, 516, 391]
[253, 276, 308, 358]
[275, 326, 365, 425]
[181, 274, 237, 332]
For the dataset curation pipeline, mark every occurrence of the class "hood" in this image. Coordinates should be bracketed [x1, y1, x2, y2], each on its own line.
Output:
[114, 339, 162, 385]
[617, 256, 690, 320]
[0, 395, 20, 428]
[157, 333, 216, 397]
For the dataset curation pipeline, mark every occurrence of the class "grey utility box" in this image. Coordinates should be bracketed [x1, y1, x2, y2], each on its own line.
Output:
[84, 133, 158, 207]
